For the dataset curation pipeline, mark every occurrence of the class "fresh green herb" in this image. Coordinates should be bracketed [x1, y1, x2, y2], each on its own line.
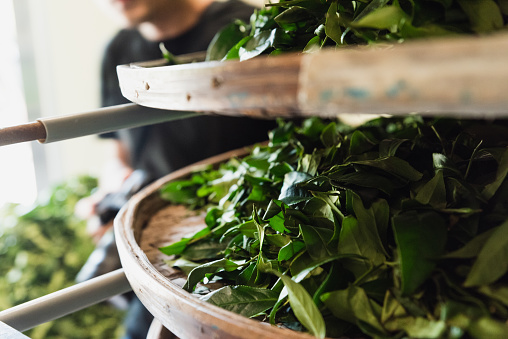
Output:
[160, 116, 508, 338]
[206, 0, 508, 61]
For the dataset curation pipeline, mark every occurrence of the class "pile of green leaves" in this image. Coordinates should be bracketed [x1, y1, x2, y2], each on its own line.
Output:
[160, 117, 508, 338]
[206, 0, 508, 61]
[0, 176, 125, 339]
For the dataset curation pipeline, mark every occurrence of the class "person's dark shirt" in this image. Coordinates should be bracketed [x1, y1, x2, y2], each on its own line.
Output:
[101, 0, 276, 180]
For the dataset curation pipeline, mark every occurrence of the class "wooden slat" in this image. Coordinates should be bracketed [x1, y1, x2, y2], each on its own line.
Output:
[299, 33, 508, 118]
[117, 33, 508, 118]
[0, 121, 46, 146]
[117, 54, 302, 118]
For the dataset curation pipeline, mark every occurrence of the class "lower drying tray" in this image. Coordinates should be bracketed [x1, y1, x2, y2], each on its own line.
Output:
[114, 147, 319, 339]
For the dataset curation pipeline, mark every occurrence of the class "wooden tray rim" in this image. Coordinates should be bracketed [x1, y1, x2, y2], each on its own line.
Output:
[115, 146, 318, 339]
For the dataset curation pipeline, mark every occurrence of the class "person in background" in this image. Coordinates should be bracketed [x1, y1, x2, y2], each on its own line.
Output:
[75, 0, 275, 338]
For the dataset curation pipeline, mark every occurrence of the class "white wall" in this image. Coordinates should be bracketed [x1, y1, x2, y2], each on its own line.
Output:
[24, 0, 121, 186]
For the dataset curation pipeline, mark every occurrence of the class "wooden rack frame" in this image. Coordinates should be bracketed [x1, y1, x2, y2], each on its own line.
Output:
[118, 33, 508, 119]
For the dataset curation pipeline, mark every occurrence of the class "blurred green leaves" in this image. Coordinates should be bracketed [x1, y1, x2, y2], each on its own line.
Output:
[0, 176, 125, 339]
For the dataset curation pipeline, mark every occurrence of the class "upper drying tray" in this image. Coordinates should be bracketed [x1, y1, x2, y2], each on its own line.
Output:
[117, 33, 508, 119]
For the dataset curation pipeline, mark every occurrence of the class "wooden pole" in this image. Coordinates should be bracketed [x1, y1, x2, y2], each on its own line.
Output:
[0, 121, 46, 146]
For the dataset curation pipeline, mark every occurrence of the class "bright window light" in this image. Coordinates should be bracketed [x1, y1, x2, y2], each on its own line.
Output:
[0, 0, 37, 205]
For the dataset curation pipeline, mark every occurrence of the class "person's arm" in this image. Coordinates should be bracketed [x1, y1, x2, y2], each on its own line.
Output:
[75, 139, 133, 242]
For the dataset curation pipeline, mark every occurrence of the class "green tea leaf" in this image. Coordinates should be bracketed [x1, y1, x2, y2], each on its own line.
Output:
[165, 257, 201, 276]
[414, 170, 447, 209]
[379, 139, 409, 158]
[201, 285, 279, 317]
[338, 215, 384, 278]
[464, 219, 508, 287]
[353, 157, 423, 182]
[159, 227, 210, 256]
[272, 271, 326, 338]
[182, 239, 228, 261]
[457, 0, 504, 33]
[478, 284, 508, 307]
[206, 20, 249, 61]
[325, 1, 342, 45]
[279, 171, 313, 205]
[300, 224, 334, 260]
[482, 148, 508, 200]
[403, 317, 447, 338]
[184, 258, 239, 292]
[322, 285, 386, 334]
[279, 240, 306, 261]
[353, 6, 410, 31]
[239, 29, 276, 61]
[349, 130, 376, 155]
[443, 228, 496, 259]
[329, 171, 399, 195]
[392, 210, 447, 295]
[351, 192, 388, 257]
[468, 316, 508, 339]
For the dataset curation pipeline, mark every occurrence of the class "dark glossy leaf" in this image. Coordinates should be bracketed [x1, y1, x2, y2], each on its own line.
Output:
[165, 257, 200, 276]
[433, 153, 463, 177]
[351, 192, 388, 257]
[338, 216, 384, 278]
[379, 138, 409, 157]
[414, 170, 447, 208]
[464, 218, 508, 287]
[184, 258, 239, 292]
[303, 35, 322, 53]
[299, 152, 322, 176]
[223, 36, 252, 60]
[201, 285, 278, 317]
[279, 240, 306, 261]
[274, 6, 315, 32]
[321, 285, 386, 334]
[481, 148, 508, 200]
[392, 210, 447, 295]
[320, 122, 340, 148]
[239, 29, 276, 61]
[269, 162, 294, 179]
[271, 271, 326, 338]
[499, 0, 508, 15]
[349, 130, 376, 155]
[401, 317, 447, 338]
[300, 224, 334, 260]
[265, 233, 291, 247]
[279, 171, 313, 205]
[468, 316, 508, 338]
[160, 180, 199, 205]
[325, 1, 342, 44]
[443, 227, 496, 259]
[237, 262, 257, 286]
[159, 227, 210, 256]
[353, 5, 409, 30]
[181, 238, 228, 261]
[354, 0, 391, 22]
[329, 170, 398, 195]
[353, 156, 423, 182]
[457, 0, 504, 33]
[206, 20, 249, 61]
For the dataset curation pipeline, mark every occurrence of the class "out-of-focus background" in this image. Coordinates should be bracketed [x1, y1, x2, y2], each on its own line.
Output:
[0, 1, 126, 337]
[0, 0, 124, 339]
[1, 0, 120, 206]
[0, 0, 264, 337]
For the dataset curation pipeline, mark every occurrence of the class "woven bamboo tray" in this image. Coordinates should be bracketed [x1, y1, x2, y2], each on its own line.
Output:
[115, 147, 319, 339]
